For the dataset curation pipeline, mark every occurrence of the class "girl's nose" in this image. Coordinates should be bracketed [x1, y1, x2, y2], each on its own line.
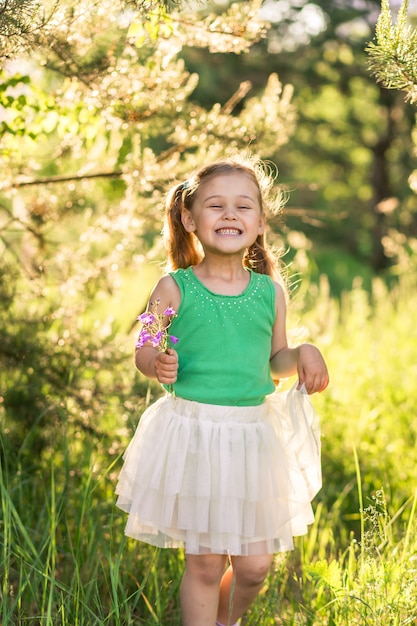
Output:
[223, 208, 237, 219]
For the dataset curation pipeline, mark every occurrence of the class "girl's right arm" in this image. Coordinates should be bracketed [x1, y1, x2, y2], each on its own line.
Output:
[134, 275, 181, 385]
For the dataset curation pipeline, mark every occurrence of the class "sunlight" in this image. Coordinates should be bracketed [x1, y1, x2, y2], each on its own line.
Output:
[259, 0, 327, 51]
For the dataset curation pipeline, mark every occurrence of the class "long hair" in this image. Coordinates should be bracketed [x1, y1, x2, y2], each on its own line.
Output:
[163, 158, 285, 281]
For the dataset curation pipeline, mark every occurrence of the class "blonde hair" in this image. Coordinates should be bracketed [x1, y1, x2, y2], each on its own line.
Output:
[163, 158, 285, 280]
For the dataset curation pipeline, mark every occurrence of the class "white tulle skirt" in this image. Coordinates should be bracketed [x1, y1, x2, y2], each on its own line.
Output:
[115, 383, 321, 556]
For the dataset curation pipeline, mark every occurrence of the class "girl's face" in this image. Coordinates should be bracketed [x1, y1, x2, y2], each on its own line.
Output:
[181, 172, 265, 258]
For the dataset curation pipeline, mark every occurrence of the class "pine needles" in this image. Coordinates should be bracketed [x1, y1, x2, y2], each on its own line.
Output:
[367, 0, 417, 103]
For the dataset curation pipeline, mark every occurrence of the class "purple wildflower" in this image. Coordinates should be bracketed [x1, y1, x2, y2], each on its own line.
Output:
[151, 330, 163, 347]
[136, 301, 178, 354]
[138, 312, 155, 324]
[135, 329, 152, 348]
[136, 300, 178, 395]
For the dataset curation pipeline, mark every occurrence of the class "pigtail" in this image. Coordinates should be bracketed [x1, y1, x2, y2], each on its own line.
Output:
[163, 183, 202, 271]
[244, 234, 283, 282]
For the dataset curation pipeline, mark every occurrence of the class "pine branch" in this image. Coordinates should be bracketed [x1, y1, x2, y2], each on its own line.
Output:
[366, 0, 417, 104]
[125, 0, 182, 9]
[0, 0, 44, 38]
[0, 0, 58, 59]
[0, 0, 186, 61]
[8, 171, 124, 189]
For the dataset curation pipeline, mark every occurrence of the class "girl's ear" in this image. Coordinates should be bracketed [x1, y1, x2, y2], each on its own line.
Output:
[181, 209, 196, 232]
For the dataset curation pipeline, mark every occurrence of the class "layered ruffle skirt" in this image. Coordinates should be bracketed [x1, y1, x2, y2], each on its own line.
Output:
[115, 383, 321, 556]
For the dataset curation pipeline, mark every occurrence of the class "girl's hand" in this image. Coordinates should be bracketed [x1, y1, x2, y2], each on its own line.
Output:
[154, 348, 179, 385]
[297, 343, 329, 394]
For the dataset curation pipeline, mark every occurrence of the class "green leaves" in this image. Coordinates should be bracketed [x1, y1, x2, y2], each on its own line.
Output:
[307, 558, 343, 591]
[128, 7, 176, 47]
[0, 72, 31, 137]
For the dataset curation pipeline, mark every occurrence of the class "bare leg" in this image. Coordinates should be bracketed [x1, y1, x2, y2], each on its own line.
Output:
[180, 553, 228, 626]
[217, 554, 273, 625]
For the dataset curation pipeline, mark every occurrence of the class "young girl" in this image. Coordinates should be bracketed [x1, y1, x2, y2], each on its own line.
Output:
[116, 158, 329, 626]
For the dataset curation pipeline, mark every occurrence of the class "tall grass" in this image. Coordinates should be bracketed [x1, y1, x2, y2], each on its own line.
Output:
[0, 436, 184, 625]
[1, 273, 417, 625]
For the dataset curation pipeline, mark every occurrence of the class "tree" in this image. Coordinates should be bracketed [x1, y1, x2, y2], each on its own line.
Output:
[0, 0, 295, 461]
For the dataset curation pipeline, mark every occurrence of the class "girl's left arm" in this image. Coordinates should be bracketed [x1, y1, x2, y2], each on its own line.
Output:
[269, 282, 329, 394]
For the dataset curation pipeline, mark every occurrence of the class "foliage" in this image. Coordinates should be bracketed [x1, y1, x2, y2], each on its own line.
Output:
[367, 0, 417, 104]
[302, 489, 417, 625]
[0, 0, 195, 59]
[0, 0, 55, 58]
[366, 0, 417, 221]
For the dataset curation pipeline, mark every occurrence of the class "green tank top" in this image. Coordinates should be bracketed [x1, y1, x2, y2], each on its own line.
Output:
[164, 267, 276, 406]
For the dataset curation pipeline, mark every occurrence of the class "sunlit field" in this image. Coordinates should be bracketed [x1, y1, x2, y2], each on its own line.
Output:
[1, 269, 417, 625]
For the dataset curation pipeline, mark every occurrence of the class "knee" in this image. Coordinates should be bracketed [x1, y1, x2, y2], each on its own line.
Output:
[185, 554, 227, 587]
[233, 555, 273, 588]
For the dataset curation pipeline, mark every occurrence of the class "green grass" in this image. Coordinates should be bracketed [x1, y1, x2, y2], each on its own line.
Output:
[1, 273, 417, 625]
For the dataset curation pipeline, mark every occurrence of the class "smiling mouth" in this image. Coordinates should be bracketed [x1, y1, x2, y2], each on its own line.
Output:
[215, 228, 242, 235]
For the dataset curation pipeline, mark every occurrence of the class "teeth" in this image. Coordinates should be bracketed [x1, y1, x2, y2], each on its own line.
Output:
[217, 228, 241, 235]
